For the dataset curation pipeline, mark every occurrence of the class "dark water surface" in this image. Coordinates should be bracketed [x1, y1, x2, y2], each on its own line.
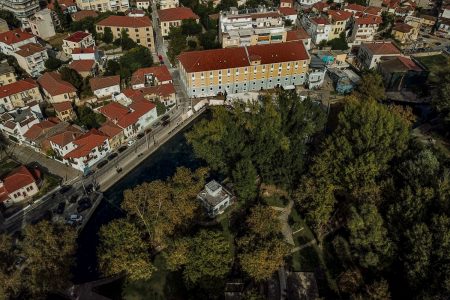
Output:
[73, 117, 206, 283]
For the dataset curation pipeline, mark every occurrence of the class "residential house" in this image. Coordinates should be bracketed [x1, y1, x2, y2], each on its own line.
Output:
[357, 42, 402, 69]
[0, 79, 43, 111]
[348, 15, 382, 45]
[68, 59, 97, 78]
[53, 101, 76, 122]
[37, 72, 79, 104]
[0, 18, 9, 33]
[0, 62, 16, 86]
[130, 65, 175, 106]
[158, 7, 200, 37]
[392, 23, 419, 44]
[0, 0, 39, 27]
[178, 41, 310, 98]
[306, 55, 327, 89]
[126, 9, 145, 17]
[326, 10, 352, 40]
[12, 43, 49, 77]
[75, 0, 130, 12]
[136, 0, 151, 9]
[90, 75, 121, 98]
[405, 15, 436, 33]
[0, 105, 41, 143]
[278, 0, 297, 23]
[47, 0, 78, 14]
[28, 8, 56, 40]
[436, 18, 450, 38]
[285, 28, 311, 50]
[62, 31, 95, 55]
[99, 120, 124, 149]
[219, 7, 287, 48]
[47, 125, 84, 159]
[328, 67, 360, 94]
[22, 118, 62, 151]
[127, 85, 176, 106]
[0, 165, 40, 207]
[0, 29, 37, 55]
[301, 16, 332, 44]
[99, 96, 157, 139]
[96, 16, 155, 52]
[71, 47, 101, 61]
[63, 129, 110, 172]
[297, 0, 323, 6]
[378, 56, 428, 91]
[197, 180, 232, 217]
[71, 10, 98, 22]
[159, 0, 179, 9]
[311, 2, 330, 13]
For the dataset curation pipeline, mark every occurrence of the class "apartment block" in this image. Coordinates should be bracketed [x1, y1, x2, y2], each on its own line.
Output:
[219, 7, 287, 48]
[0, 62, 16, 86]
[76, 0, 130, 12]
[0, 79, 43, 111]
[326, 10, 352, 40]
[62, 31, 95, 55]
[0, 0, 40, 27]
[159, 0, 179, 9]
[348, 15, 382, 45]
[96, 16, 155, 52]
[13, 43, 49, 77]
[0, 29, 37, 55]
[301, 16, 332, 44]
[37, 72, 79, 104]
[158, 7, 200, 37]
[356, 42, 402, 69]
[28, 8, 56, 40]
[178, 41, 310, 98]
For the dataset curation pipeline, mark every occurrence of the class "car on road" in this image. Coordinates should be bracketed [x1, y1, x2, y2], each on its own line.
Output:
[152, 121, 161, 128]
[59, 185, 72, 194]
[77, 199, 92, 213]
[161, 115, 170, 122]
[97, 160, 108, 169]
[83, 170, 95, 177]
[127, 139, 136, 146]
[137, 132, 145, 139]
[69, 214, 83, 222]
[118, 145, 127, 153]
[56, 202, 66, 214]
[108, 153, 118, 160]
[162, 119, 170, 127]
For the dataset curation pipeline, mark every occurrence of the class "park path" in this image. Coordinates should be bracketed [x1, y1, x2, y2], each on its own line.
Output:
[272, 200, 295, 246]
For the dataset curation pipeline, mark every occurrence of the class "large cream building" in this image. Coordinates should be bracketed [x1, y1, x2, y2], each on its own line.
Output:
[178, 41, 310, 98]
[76, 0, 129, 12]
[96, 16, 155, 52]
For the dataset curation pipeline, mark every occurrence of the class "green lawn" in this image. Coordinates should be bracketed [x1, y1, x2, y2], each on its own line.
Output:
[415, 54, 449, 70]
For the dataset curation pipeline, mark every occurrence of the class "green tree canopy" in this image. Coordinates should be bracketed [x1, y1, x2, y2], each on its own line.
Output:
[0, 10, 20, 28]
[357, 71, 386, 101]
[181, 19, 203, 36]
[102, 27, 113, 43]
[74, 105, 106, 129]
[60, 66, 83, 91]
[168, 27, 187, 64]
[44, 56, 62, 71]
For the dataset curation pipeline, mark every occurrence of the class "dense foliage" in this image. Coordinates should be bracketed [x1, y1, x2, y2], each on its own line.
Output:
[104, 46, 153, 82]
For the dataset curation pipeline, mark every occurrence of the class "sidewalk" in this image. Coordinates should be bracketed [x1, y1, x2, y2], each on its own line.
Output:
[8, 143, 81, 181]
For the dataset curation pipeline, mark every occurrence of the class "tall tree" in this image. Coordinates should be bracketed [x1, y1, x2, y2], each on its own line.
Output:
[59, 66, 83, 91]
[167, 27, 187, 64]
[98, 219, 155, 281]
[231, 159, 258, 202]
[430, 65, 450, 132]
[102, 27, 113, 44]
[357, 71, 386, 101]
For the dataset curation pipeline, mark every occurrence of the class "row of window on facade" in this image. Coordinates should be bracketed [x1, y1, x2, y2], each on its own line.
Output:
[12, 185, 33, 198]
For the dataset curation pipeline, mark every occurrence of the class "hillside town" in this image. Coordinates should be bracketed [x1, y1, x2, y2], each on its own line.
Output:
[0, 0, 449, 298]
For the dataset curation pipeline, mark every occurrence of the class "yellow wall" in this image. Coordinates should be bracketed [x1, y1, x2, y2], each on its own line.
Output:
[0, 72, 16, 86]
[97, 25, 155, 52]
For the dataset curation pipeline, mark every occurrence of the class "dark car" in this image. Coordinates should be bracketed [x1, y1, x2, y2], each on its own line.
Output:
[161, 115, 170, 122]
[77, 198, 92, 213]
[108, 153, 118, 160]
[118, 145, 127, 153]
[97, 160, 108, 169]
[137, 132, 145, 139]
[85, 184, 94, 193]
[162, 120, 170, 127]
[83, 170, 95, 177]
[69, 194, 79, 203]
[152, 121, 161, 128]
[59, 185, 72, 194]
[56, 202, 66, 214]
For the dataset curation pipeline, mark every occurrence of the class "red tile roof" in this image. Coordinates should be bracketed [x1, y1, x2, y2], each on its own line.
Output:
[286, 28, 310, 41]
[0, 29, 35, 45]
[99, 120, 123, 138]
[72, 10, 98, 22]
[53, 101, 73, 113]
[64, 31, 91, 43]
[37, 72, 77, 96]
[47, 0, 76, 11]
[364, 6, 382, 16]
[90, 75, 120, 91]
[64, 129, 108, 159]
[178, 41, 309, 73]
[23, 119, 59, 140]
[69, 59, 96, 73]
[0, 79, 38, 98]
[327, 10, 352, 22]
[99, 102, 130, 121]
[312, 17, 329, 25]
[1, 166, 38, 197]
[355, 15, 382, 25]
[131, 65, 172, 86]
[361, 42, 401, 55]
[345, 3, 366, 12]
[312, 2, 329, 12]
[157, 7, 200, 22]
[136, 83, 176, 98]
[97, 16, 152, 28]
[48, 125, 83, 146]
[14, 43, 45, 57]
[72, 47, 96, 54]
[279, 7, 297, 16]
[393, 23, 413, 33]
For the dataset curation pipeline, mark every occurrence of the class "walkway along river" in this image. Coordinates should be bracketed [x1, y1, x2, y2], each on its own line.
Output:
[73, 114, 207, 283]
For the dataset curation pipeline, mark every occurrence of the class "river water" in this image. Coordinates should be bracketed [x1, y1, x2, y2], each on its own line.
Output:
[73, 118, 205, 283]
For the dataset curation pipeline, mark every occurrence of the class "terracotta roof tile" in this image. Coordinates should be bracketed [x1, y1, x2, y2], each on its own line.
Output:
[48, 125, 83, 146]
[53, 101, 72, 112]
[157, 7, 199, 22]
[14, 43, 46, 57]
[312, 17, 329, 25]
[247, 41, 309, 65]
[64, 31, 91, 43]
[0, 29, 35, 45]
[99, 120, 123, 138]
[345, 3, 366, 12]
[361, 42, 401, 55]
[23, 119, 58, 140]
[131, 65, 172, 86]
[64, 129, 108, 159]
[2, 166, 38, 195]
[355, 15, 382, 25]
[99, 102, 130, 120]
[279, 7, 297, 16]
[0, 79, 38, 98]
[136, 83, 176, 97]
[69, 59, 96, 73]
[72, 10, 98, 22]
[393, 23, 413, 33]
[97, 16, 152, 28]
[286, 28, 310, 41]
[90, 75, 120, 91]
[37, 72, 77, 96]
[72, 47, 96, 54]
[327, 10, 352, 22]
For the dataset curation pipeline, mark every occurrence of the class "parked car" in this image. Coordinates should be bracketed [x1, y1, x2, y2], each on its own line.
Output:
[108, 153, 118, 160]
[162, 120, 170, 127]
[69, 214, 83, 222]
[77, 200, 92, 213]
[118, 145, 127, 153]
[137, 132, 144, 139]
[161, 115, 170, 122]
[59, 185, 72, 194]
[152, 121, 161, 128]
[56, 202, 66, 214]
[97, 160, 108, 169]
[127, 139, 135, 146]
[83, 170, 95, 177]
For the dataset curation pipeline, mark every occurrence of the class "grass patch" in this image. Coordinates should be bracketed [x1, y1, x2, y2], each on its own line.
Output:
[414, 54, 449, 69]
[0, 159, 20, 177]
[123, 254, 186, 300]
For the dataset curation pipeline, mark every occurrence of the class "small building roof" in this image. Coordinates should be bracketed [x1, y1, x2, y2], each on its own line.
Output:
[279, 7, 297, 16]
[69, 59, 96, 73]
[72, 47, 96, 54]
[131, 65, 172, 86]
[14, 43, 45, 57]
[2, 165, 39, 194]
[393, 23, 414, 33]
[53, 101, 73, 113]
[0, 29, 35, 45]
[90, 75, 120, 91]
[379, 56, 423, 72]
[0, 79, 37, 98]
[37, 72, 77, 96]
[64, 31, 91, 43]
[23, 119, 59, 140]
[47, 125, 83, 147]
[64, 129, 108, 159]
[361, 42, 401, 55]
[97, 16, 152, 28]
[99, 120, 123, 138]
[157, 7, 200, 22]
[71, 10, 98, 22]
[286, 28, 310, 41]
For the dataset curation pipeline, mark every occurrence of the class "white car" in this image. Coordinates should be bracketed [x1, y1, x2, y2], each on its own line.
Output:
[127, 139, 135, 146]
[69, 214, 83, 222]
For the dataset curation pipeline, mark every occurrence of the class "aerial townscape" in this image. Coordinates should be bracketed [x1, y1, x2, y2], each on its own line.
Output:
[0, 0, 449, 298]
